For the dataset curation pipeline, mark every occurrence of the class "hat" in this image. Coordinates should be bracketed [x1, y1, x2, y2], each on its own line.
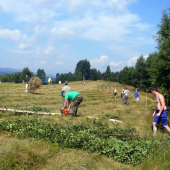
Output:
[61, 90, 65, 96]
[65, 81, 68, 85]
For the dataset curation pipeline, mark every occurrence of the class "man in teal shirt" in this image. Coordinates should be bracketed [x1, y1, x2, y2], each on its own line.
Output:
[61, 91, 83, 116]
[23, 75, 30, 93]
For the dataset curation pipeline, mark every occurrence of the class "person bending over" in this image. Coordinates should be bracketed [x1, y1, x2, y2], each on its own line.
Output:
[61, 91, 83, 116]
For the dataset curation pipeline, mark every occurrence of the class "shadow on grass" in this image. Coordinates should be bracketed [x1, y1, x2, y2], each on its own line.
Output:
[31, 93, 44, 95]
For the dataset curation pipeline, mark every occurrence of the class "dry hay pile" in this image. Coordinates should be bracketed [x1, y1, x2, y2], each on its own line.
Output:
[28, 76, 42, 93]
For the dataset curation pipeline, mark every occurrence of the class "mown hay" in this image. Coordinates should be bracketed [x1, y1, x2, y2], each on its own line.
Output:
[28, 76, 42, 93]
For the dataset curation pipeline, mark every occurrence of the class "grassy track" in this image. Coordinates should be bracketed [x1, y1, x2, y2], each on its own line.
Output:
[0, 81, 170, 169]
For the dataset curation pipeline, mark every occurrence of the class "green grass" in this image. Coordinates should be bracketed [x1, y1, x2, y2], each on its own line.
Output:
[0, 81, 170, 169]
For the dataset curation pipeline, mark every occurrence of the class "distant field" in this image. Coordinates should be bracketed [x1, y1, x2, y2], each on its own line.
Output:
[0, 81, 170, 170]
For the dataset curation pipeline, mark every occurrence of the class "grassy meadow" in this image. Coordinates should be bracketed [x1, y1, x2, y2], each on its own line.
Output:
[0, 81, 170, 170]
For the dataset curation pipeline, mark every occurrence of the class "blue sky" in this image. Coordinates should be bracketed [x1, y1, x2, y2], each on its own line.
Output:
[0, 0, 169, 76]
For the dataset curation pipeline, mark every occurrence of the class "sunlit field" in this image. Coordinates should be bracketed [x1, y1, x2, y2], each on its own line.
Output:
[0, 81, 170, 170]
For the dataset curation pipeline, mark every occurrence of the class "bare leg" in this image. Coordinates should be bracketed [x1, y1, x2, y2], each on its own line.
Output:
[153, 122, 157, 136]
[164, 125, 170, 133]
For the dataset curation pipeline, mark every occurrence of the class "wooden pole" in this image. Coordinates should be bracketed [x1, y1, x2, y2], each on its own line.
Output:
[146, 95, 147, 111]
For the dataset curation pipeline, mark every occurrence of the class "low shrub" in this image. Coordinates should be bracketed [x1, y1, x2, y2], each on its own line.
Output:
[1, 115, 161, 166]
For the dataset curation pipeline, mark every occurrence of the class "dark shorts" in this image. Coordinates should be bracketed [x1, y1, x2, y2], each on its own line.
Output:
[153, 110, 168, 126]
[114, 92, 117, 96]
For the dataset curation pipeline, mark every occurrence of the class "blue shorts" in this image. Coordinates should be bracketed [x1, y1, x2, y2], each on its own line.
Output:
[153, 110, 168, 126]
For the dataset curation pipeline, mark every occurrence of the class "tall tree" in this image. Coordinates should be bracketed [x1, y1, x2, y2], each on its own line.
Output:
[104, 66, 111, 81]
[97, 70, 102, 80]
[21, 67, 33, 80]
[150, 7, 170, 104]
[75, 70, 82, 81]
[13, 72, 22, 83]
[37, 68, 46, 82]
[75, 59, 91, 80]
[135, 55, 148, 89]
[90, 68, 98, 80]
[118, 66, 130, 84]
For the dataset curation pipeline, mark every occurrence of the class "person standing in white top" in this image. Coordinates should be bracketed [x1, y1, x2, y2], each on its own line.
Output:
[61, 81, 71, 108]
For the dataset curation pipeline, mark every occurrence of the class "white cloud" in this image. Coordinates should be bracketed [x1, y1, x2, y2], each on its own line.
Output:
[35, 46, 58, 56]
[127, 55, 149, 66]
[0, 28, 28, 42]
[144, 55, 149, 59]
[35, 47, 41, 55]
[39, 61, 46, 64]
[34, 25, 45, 34]
[43, 45, 57, 55]
[22, 61, 29, 65]
[110, 61, 123, 67]
[0, 0, 157, 74]
[56, 61, 63, 65]
[51, 26, 75, 41]
[0, 1, 152, 43]
[62, 0, 88, 13]
[90, 55, 124, 72]
[106, 0, 136, 12]
[17, 43, 30, 50]
[12, 49, 30, 54]
[127, 56, 138, 66]
[90, 55, 108, 67]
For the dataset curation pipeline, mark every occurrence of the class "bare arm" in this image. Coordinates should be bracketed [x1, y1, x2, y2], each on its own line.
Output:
[152, 109, 156, 117]
[156, 94, 166, 117]
[61, 99, 68, 110]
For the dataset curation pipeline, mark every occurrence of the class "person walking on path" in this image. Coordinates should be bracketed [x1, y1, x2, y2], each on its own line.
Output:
[113, 88, 117, 99]
[61, 81, 71, 108]
[61, 91, 83, 116]
[151, 87, 170, 136]
[121, 88, 124, 101]
[123, 88, 130, 105]
[134, 89, 139, 102]
[23, 75, 30, 93]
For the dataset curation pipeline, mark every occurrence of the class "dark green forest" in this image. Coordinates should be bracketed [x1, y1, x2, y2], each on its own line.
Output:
[1, 7, 170, 104]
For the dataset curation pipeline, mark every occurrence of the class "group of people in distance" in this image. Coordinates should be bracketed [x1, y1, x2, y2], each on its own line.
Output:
[114, 87, 139, 104]
[114, 87, 132, 104]
[22, 76, 170, 136]
[113, 86, 170, 135]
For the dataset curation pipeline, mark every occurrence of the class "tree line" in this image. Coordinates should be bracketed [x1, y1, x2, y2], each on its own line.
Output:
[1, 7, 170, 104]
[1, 68, 46, 83]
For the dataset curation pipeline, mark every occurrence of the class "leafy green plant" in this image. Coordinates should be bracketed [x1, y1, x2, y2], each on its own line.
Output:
[0, 115, 161, 166]
[105, 113, 118, 119]
[30, 104, 50, 112]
